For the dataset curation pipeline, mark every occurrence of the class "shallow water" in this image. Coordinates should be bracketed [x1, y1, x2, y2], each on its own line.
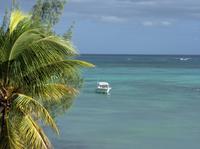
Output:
[48, 55, 200, 149]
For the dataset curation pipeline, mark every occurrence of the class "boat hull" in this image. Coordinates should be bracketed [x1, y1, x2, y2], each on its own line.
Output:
[96, 88, 111, 94]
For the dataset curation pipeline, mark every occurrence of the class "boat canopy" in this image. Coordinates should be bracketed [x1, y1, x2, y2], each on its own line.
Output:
[97, 82, 109, 86]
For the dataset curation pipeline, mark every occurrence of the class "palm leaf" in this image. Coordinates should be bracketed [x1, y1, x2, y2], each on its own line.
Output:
[33, 83, 78, 101]
[9, 30, 77, 61]
[13, 93, 59, 134]
[9, 11, 28, 34]
[19, 115, 51, 149]
[9, 60, 93, 93]
[0, 10, 94, 148]
[0, 115, 24, 149]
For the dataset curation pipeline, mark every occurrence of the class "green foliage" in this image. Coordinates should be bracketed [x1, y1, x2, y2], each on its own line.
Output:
[32, 0, 67, 28]
[0, 11, 94, 149]
[63, 22, 75, 41]
[1, 8, 9, 32]
[11, 0, 20, 11]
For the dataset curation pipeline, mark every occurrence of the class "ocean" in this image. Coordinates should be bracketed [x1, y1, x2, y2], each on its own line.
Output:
[48, 55, 200, 149]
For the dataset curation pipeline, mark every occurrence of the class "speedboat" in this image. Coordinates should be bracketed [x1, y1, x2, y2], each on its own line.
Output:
[179, 58, 191, 61]
[96, 82, 111, 94]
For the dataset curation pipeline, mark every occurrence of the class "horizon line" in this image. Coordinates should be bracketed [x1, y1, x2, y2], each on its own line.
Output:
[80, 53, 200, 56]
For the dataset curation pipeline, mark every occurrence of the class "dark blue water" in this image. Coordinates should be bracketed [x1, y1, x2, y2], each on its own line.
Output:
[48, 55, 200, 149]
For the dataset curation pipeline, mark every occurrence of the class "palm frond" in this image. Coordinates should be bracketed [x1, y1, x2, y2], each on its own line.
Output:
[0, 115, 24, 149]
[0, 10, 94, 148]
[9, 11, 28, 34]
[19, 115, 51, 149]
[9, 60, 93, 93]
[9, 30, 76, 61]
[8, 29, 44, 61]
[33, 83, 78, 101]
[13, 94, 59, 134]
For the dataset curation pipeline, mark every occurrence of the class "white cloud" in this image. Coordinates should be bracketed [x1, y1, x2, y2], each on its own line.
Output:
[142, 21, 154, 26]
[136, 1, 157, 6]
[62, 0, 200, 24]
[142, 21, 172, 27]
[100, 16, 126, 23]
[161, 21, 172, 26]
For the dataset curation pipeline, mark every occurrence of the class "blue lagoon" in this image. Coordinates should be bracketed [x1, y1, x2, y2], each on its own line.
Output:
[48, 55, 200, 149]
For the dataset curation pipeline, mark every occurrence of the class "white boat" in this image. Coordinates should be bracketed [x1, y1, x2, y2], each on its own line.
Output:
[96, 82, 111, 94]
[179, 58, 191, 61]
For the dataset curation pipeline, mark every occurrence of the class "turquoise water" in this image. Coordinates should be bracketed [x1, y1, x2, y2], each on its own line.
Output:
[49, 55, 200, 149]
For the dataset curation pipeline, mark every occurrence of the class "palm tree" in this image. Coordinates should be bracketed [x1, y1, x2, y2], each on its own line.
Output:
[0, 11, 93, 149]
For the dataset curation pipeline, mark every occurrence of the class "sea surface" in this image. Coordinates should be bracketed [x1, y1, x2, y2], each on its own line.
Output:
[48, 55, 200, 149]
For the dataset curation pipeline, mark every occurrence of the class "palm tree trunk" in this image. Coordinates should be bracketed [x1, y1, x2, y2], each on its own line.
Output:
[1, 108, 5, 135]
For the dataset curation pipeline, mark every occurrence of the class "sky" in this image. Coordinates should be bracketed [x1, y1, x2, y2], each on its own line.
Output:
[1, 0, 200, 54]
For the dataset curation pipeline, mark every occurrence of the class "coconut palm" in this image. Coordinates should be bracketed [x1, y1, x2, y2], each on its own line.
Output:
[0, 11, 93, 149]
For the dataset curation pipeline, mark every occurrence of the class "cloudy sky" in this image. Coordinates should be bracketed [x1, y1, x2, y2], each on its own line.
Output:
[1, 0, 200, 54]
